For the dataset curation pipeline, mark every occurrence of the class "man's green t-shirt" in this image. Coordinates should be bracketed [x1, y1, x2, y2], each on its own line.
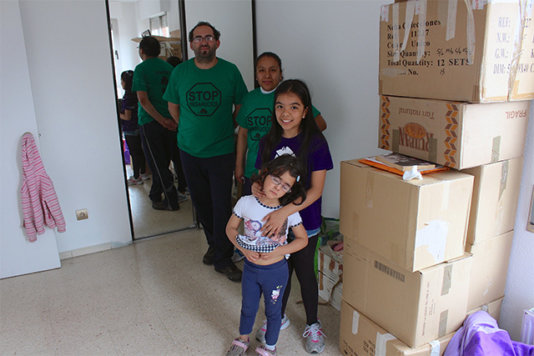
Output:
[132, 57, 173, 125]
[236, 88, 321, 178]
[163, 58, 248, 158]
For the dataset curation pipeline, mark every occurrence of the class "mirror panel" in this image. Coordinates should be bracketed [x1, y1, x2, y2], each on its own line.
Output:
[108, 0, 255, 240]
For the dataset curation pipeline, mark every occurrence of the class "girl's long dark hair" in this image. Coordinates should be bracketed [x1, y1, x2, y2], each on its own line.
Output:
[251, 154, 306, 206]
[260, 79, 323, 187]
[121, 70, 134, 93]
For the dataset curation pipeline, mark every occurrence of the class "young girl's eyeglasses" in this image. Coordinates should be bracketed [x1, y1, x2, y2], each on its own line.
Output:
[270, 175, 292, 192]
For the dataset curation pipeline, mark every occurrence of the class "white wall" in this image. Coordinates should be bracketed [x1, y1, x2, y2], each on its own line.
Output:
[109, 1, 143, 90]
[501, 106, 534, 340]
[255, 0, 389, 218]
[4, 0, 133, 264]
[184, 0, 255, 89]
[0, 0, 61, 278]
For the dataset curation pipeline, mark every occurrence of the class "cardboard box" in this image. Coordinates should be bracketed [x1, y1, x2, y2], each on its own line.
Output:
[318, 270, 342, 311]
[317, 242, 343, 281]
[512, 2, 534, 101]
[466, 232, 514, 310]
[467, 297, 504, 321]
[317, 242, 343, 310]
[462, 158, 523, 245]
[340, 159, 473, 271]
[379, 96, 530, 169]
[342, 244, 472, 348]
[340, 300, 454, 356]
[379, 0, 534, 102]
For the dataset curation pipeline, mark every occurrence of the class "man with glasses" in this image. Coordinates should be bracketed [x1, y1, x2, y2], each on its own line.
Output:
[164, 22, 248, 282]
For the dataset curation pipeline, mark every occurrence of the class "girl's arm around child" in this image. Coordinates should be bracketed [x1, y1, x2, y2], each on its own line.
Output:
[253, 169, 326, 237]
[226, 215, 308, 265]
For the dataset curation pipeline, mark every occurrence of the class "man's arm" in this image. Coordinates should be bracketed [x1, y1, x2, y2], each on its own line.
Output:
[235, 126, 248, 183]
[168, 102, 180, 125]
[232, 104, 242, 128]
[137, 91, 176, 130]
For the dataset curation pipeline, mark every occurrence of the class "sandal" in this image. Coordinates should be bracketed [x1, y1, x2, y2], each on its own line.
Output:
[226, 338, 249, 356]
[255, 345, 277, 356]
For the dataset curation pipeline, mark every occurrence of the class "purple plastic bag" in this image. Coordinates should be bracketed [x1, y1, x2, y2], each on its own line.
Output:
[445, 311, 534, 356]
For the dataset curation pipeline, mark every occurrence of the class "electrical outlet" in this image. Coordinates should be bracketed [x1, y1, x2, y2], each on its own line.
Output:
[76, 209, 88, 221]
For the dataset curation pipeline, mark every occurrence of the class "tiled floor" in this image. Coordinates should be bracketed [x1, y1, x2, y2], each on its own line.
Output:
[0, 229, 341, 355]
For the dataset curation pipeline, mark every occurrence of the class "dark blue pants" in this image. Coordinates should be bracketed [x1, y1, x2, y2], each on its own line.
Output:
[240, 259, 288, 345]
[179, 150, 234, 269]
[124, 133, 146, 179]
[141, 121, 179, 208]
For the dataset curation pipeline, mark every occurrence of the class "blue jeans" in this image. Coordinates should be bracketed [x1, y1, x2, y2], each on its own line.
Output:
[240, 259, 288, 345]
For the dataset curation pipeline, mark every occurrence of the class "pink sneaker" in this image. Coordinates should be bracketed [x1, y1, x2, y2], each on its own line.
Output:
[255, 345, 277, 356]
[226, 338, 248, 356]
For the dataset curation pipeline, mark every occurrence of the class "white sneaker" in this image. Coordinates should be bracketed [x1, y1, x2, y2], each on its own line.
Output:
[303, 321, 326, 354]
[140, 173, 151, 181]
[255, 314, 290, 344]
[178, 192, 188, 202]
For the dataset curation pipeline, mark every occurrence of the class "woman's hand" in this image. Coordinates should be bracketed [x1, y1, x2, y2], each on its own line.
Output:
[258, 249, 284, 261]
[261, 208, 289, 238]
[243, 249, 260, 263]
[251, 181, 266, 199]
[235, 165, 244, 184]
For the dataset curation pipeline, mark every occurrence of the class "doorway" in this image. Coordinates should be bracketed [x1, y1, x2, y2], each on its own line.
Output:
[107, 0, 195, 240]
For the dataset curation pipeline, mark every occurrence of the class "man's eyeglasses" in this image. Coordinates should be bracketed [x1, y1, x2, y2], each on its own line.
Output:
[270, 175, 292, 193]
[192, 35, 215, 43]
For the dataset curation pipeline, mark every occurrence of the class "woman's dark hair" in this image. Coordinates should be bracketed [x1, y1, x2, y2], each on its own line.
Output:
[256, 52, 282, 70]
[139, 36, 161, 57]
[120, 70, 134, 92]
[252, 154, 306, 206]
[260, 79, 322, 187]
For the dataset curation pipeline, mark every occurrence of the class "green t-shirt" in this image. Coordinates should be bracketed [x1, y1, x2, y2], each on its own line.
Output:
[236, 88, 321, 178]
[163, 58, 248, 158]
[132, 57, 173, 125]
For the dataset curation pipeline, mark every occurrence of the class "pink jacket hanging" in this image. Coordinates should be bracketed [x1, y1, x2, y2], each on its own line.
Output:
[20, 133, 66, 241]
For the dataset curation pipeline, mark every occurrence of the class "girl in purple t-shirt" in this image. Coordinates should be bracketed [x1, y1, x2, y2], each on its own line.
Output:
[253, 79, 333, 354]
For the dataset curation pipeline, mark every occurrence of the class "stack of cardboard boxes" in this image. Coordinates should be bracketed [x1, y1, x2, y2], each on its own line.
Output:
[339, 0, 532, 354]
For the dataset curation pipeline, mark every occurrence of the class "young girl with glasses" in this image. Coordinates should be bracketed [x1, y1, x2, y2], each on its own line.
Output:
[225, 155, 308, 356]
[253, 79, 333, 354]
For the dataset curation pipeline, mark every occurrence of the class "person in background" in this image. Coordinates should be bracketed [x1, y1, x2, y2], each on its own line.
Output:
[166, 55, 188, 202]
[253, 79, 333, 354]
[225, 155, 308, 356]
[132, 36, 180, 211]
[164, 21, 248, 282]
[166, 55, 181, 67]
[118, 70, 148, 185]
